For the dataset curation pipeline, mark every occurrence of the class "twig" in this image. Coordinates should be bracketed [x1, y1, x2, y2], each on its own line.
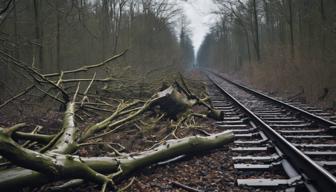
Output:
[134, 123, 142, 131]
[171, 181, 203, 192]
[85, 125, 123, 141]
[5, 123, 27, 135]
[100, 181, 109, 192]
[157, 155, 186, 166]
[56, 71, 64, 86]
[80, 73, 96, 106]
[34, 85, 65, 104]
[118, 177, 135, 192]
[20, 126, 47, 147]
[38, 129, 64, 153]
[106, 144, 124, 156]
[101, 165, 123, 192]
[0, 50, 70, 102]
[73, 82, 81, 102]
[81, 105, 114, 113]
[178, 73, 193, 97]
[77, 102, 113, 108]
[60, 77, 118, 83]
[80, 99, 154, 141]
[48, 179, 84, 192]
[83, 73, 96, 95]
[171, 113, 191, 139]
[0, 85, 35, 110]
[191, 127, 211, 136]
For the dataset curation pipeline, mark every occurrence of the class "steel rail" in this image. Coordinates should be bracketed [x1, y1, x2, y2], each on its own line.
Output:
[208, 70, 336, 128]
[206, 73, 336, 192]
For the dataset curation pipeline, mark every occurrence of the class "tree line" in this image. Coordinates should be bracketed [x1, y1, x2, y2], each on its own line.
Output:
[197, 0, 336, 107]
[0, 0, 195, 100]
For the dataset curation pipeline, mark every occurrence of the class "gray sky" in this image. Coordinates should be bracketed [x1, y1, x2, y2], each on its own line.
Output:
[180, 0, 217, 52]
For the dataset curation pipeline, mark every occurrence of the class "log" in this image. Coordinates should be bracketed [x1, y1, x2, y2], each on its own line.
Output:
[156, 84, 223, 121]
[49, 102, 78, 154]
[154, 85, 196, 119]
[0, 130, 233, 190]
[39, 102, 78, 154]
[177, 74, 224, 121]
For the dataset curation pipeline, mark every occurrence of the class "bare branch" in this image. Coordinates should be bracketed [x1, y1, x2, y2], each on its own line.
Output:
[0, 0, 13, 15]
[0, 85, 35, 110]
[43, 50, 128, 78]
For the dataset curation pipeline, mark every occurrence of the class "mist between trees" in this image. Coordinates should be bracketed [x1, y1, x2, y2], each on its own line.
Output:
[197, 0, 336, 109]
[0, 0, 195, 102]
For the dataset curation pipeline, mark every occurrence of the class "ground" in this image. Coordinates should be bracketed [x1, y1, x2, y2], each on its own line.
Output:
[0, 70, 275, 192]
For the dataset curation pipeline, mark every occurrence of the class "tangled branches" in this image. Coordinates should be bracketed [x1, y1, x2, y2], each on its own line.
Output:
[0, 51, 233, 191]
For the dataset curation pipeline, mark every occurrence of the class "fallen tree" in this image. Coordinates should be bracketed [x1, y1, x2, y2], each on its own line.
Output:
[0, 51, 233, 191]
[0, 127, 233, 190]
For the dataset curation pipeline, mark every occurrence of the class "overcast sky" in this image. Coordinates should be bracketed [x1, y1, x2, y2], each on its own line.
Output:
[179, 0, 218, 52]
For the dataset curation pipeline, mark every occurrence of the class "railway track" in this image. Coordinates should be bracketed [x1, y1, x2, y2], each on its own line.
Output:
[205, 71, 336, 192]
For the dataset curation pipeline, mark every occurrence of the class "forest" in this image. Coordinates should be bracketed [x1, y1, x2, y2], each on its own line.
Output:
[0, 0, 335, 192]
[0, 0, 195, 99]
[198, 0, 336, 109]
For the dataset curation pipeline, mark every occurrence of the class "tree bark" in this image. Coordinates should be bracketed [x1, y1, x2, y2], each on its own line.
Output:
[101, 0, 109, 60]
[33, 0, 43, 71]
[320, 0, 326, 21]
[0, 130, 233, 190]
[113, 1, 126, 53]
[244, 28, 251, 65]
[252, 0, 261, 61]
[13, 0, 19, 59]
[287, 0, 295, 58]
[55, 1, 61, 71]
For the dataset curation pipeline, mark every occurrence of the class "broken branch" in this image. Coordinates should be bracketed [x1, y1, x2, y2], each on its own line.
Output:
[43, 50, 128, 77]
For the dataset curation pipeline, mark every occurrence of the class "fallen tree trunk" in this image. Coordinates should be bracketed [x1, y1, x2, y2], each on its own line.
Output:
[0, 130, 233, 190]
[154, 84, 223, 120]
[154, 85, 196, 119]
[0, 54, 230, 191]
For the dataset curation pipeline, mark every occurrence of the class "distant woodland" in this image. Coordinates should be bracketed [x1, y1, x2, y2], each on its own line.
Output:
[0, 0, 195, 101]
[0, 1, 335, 190]
[197, 0, 336, 109]
[1, 0, 335, 110]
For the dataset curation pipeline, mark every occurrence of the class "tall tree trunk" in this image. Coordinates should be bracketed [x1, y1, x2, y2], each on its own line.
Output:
[320, 0, 326, 21]
[33, 0, 43, 72]
[101, 0, 109, 60]
[244, 29, 251, 65]
[288, 0, 295, 58]
[320, 0, 326, 66]
[253, 0, 261, 61]
[113, 2, 125, 54]
[56, 1, 61, 72]
[262, 0, 272, 43]
[129, 0, 135, 45]
[13, 0, 19, 59]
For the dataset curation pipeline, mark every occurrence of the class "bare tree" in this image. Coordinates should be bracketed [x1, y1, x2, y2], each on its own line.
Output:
[287, 0, 294, 58]
[33, 0, 43, 71]
[252, 0, 260, 61]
